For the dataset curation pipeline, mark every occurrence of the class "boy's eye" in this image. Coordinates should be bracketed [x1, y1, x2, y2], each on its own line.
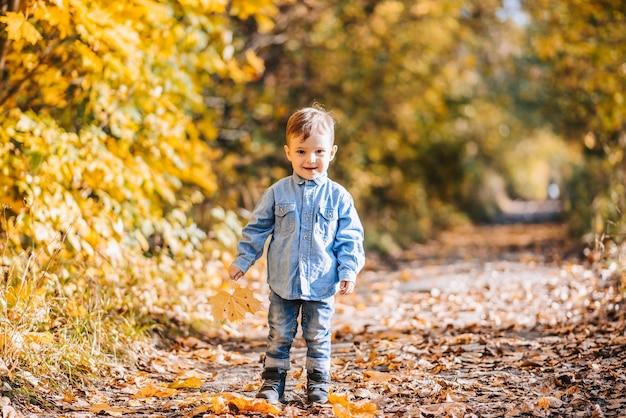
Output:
[296, 150, 305, 155]
[316, 150, 325, 155]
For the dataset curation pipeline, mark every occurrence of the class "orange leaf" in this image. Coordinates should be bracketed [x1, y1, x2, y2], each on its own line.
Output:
[205, 392, 282, 415]
[212, 394, 229, 414]
[329, 392, 377, 418]
[209, 286, 262, 323]
[222, 392, 282, 415]
[189, 404, 211, 416]
[169, 376, 203, 389]
[432, 364, 447, 374]
[242, 382, 261, 391]
[89, 403, 134, 416]
[132, 382, 178, 398]
[62, 391, 78, 404]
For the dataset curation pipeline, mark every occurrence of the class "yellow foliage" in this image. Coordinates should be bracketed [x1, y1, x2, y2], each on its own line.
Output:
[245, 49, 266, 79]
[0, 12, 42, 44]
[32, 1, 72, 39]
[180, 0, 228, 13]
[0, 0, 274, 398]
[230, 0, 277, 20]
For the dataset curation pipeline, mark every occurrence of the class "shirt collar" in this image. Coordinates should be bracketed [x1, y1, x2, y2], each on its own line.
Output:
[292, 172, 328, 186]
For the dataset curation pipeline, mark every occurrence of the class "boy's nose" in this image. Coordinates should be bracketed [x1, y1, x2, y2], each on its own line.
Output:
[308, 153, 316, 162]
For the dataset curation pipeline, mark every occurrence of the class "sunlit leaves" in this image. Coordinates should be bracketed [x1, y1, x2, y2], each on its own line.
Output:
[230, 0, 280, 32]
[0, 0, 274, 301]
[0, 12, 42, 44]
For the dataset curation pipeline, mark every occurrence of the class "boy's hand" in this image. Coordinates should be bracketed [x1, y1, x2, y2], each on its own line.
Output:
[229, 265, 244, 281]
[339, 280, 355, 295]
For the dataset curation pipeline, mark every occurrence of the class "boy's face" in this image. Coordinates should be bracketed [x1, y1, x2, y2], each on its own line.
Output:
[284, 129, 337, 180]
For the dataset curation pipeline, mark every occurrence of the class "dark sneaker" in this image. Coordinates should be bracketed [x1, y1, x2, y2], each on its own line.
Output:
[307, 369, 330, 403]
[255, 368, 287, 404]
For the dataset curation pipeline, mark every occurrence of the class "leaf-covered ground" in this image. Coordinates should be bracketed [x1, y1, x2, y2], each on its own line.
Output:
[12, 223, 626, 417]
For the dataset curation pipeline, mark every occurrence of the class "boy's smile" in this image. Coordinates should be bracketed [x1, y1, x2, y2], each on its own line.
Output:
[284, 130, 337, 180]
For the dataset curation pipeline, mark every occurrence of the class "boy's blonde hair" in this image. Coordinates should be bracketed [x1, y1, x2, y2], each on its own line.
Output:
[286, 104, 335, 146]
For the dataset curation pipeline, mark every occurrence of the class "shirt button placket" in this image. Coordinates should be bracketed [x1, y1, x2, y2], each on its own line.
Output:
[301, 182, 315, 291]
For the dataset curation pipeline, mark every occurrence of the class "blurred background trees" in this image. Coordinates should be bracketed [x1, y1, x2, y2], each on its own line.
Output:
[520, 0, 625, 240]
[0, 0, 624, 393]
[219, 0, 624, 251]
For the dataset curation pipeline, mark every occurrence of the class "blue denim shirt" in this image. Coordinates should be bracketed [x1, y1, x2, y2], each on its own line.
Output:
[232, 173, 365, 301]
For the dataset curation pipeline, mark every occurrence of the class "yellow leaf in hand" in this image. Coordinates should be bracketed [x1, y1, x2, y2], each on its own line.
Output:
[209, 286, 262, 323]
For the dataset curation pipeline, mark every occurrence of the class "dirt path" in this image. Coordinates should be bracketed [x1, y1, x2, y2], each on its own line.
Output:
[40, 223, 625, 417]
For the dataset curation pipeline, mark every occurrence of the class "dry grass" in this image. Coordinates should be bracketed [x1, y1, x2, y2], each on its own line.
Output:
[0, 201, 237, 408]
[0, 227, 144, 405]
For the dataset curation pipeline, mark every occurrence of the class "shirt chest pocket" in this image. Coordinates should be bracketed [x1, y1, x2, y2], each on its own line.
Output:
[315, 206, 339, 243]
[275, 203, 296, 234]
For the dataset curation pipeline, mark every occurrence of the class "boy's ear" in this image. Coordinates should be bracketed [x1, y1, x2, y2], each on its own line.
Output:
[329, 145, 338, 161]
[284, 144, 292, 161]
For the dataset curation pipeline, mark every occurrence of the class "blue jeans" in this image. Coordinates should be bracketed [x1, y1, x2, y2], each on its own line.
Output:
[264, 290, 335, 372]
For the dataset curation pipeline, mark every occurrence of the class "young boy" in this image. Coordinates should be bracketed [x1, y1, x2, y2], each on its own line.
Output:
[229, 105, 365, 404]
